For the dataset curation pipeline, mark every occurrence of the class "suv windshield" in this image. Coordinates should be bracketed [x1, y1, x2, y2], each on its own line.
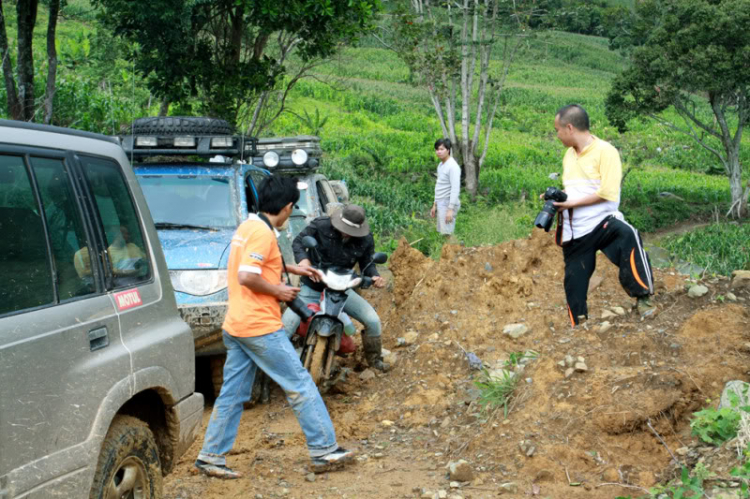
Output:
[139, 174, 237, 229]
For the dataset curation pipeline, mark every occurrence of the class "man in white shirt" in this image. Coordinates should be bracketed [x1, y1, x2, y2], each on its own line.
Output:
[550, 104, 655, 326]
[430, 138, 461, 235]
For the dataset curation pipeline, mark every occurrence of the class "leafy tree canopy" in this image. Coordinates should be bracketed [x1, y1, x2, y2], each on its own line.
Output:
[605, 0, 750, 216]
[94, 0, 380, 126]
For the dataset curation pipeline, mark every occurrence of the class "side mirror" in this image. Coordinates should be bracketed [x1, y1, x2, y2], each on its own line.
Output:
[301, 236, 318, 249]
[371, 252, 388, 265]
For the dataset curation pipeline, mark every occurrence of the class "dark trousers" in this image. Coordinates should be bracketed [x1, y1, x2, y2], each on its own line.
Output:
[562, 216, 653, 326]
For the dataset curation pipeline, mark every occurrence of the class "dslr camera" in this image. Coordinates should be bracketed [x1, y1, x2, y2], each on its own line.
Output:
[287, 296, 314, 321]
[534, 186, 568, 232]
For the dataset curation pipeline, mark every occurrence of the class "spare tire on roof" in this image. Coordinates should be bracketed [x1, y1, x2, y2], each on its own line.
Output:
[129, 117, 233, 136]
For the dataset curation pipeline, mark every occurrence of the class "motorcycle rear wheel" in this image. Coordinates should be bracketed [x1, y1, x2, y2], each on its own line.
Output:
[307, 335, 329, 385]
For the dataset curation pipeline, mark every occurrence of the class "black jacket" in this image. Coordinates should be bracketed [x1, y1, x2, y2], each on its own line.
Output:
[293, 216, 379, 291]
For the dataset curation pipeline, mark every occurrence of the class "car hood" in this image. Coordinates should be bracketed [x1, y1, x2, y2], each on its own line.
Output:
[156, 229, 235, 270]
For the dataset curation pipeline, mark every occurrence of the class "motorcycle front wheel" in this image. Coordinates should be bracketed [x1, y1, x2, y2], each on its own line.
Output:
[305, 334, 330, 385]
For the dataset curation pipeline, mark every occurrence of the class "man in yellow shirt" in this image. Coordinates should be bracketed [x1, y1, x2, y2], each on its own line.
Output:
[551, 104, 655, 326]
[195, 176, 354, 478]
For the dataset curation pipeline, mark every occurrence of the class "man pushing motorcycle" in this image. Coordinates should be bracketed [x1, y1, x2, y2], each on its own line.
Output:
[281, 204, 390, 372]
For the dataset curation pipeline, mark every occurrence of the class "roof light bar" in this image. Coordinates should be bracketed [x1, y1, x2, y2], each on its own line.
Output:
[135, 136, 157, 147]
[173, 136, 196, 147]
[211, 137, 233, 148]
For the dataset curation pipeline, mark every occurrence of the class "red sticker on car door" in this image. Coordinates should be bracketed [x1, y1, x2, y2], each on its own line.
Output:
[113, 289, 143, 311]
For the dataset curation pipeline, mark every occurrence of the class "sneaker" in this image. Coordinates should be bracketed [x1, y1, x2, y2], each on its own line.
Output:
[310, 447, 355, 473]
[195, 460, 242, 479]
[636, 296, 657, 318]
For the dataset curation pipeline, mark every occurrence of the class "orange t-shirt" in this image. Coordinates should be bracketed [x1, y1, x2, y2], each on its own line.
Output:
[223, 214, 283, 337]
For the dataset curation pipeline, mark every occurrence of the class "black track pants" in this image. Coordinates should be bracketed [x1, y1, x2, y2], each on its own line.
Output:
[562, 216, 654, 326]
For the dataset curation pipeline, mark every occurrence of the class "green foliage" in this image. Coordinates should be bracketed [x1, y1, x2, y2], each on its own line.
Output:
[618, 446, 750, 498]
[654, 467, 706, 498]
[292, 107, 329, 136]
[606, 0, 750, 129]
[664, 223, 750, 276]
[4, 5, 747, 256]
[690, 389, 750, 445]
[474, 369, 519, 417]
[691, 405, 741, 444]
[93, 0, 381, 125]
[605, 0, 750, 214]
[531, 0, 630, 39]
[731, 444, 750, 498]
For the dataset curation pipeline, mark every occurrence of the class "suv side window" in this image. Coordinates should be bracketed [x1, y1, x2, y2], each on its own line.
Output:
[31, 157, 97, 300]
[79, 155, 151, 288]
[0, 154, 55, 314]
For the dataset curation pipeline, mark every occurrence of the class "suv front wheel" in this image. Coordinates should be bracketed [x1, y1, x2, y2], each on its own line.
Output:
[90, 415, 163, 499]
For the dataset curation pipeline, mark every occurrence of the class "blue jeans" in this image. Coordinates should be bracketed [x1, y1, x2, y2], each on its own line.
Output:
[197, 329, 338, 465]
[281, 284, 382, 338]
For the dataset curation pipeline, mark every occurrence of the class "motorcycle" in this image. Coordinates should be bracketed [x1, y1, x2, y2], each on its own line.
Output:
[293, 236, 388, 385]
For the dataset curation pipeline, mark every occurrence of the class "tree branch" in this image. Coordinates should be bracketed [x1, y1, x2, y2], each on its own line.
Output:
[648, 112, 726, 168]
[672, 95, 722, 140]
[429, 83, 451, 139]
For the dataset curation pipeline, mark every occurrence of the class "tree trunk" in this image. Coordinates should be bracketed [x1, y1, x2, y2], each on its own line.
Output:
[0, 0, 22, 119]
[158, 98, 170, 116]
[463, 150, 478, 198]
[726, 149, 748, 218]
[16, 0, 39, 121]
[43, 0, 59, 124]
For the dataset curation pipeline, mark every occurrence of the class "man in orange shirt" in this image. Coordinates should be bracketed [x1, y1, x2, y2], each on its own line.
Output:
[195, 176, 354, 478]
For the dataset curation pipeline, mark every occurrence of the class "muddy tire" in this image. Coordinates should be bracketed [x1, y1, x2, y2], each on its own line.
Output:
[90, 415, 163, 499]
[130, 116, 232, 136]
[209, 354, 226, 398]
[307, 335, 329, 386]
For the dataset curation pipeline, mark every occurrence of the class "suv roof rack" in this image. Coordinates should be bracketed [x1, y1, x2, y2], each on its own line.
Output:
[121, 134, 257, 158]
[120, 116, 323, 171]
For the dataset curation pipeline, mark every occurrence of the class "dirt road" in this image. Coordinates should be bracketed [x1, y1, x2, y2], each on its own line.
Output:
[166, 231, 750, 499]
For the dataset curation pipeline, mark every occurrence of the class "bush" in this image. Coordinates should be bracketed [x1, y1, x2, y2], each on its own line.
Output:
[664, 222, 750, 276]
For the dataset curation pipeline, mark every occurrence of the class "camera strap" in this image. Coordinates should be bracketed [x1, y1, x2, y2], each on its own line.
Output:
[555, 208, 574, 247]
[257, 212, 293, 287]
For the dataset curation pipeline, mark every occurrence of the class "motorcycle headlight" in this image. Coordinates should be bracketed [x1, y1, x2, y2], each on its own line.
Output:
[170, 270, 228, 296]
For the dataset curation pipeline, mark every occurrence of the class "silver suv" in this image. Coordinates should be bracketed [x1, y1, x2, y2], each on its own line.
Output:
[0, 120, 204, 498]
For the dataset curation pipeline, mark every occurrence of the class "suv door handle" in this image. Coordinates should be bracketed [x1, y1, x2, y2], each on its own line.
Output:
[88, 327, 109, 351]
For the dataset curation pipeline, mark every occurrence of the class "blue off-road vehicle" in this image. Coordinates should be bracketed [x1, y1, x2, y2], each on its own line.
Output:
[123, 117, 348, 395]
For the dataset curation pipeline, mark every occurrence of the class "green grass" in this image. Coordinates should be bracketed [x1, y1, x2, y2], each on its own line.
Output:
[663, 222, 750, 276]
[474, 369, 520, 417]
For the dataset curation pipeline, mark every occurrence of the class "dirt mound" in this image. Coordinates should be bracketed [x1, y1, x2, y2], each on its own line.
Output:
[165, 231, 750, 499]
[367, 230, 750, 497]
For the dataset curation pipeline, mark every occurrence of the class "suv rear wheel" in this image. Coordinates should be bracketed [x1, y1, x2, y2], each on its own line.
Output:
[130, 117, 232, 136]
[90, 415, 163, 499]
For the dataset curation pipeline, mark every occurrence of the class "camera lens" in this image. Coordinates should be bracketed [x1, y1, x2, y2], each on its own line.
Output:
[534, 200, 558, 232]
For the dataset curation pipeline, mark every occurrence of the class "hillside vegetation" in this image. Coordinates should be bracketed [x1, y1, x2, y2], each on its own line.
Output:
[1, 1, 748, 272]
[268, 32, 746, 262]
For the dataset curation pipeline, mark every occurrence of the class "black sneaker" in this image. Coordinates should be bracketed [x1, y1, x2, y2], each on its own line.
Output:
[195, 460, 242, 479]
[310, 447, 355, 473]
